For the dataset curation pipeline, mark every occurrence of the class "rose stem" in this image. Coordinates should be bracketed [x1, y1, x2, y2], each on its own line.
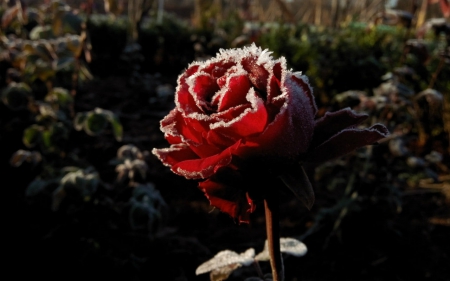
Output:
[264, 192, 284, 281]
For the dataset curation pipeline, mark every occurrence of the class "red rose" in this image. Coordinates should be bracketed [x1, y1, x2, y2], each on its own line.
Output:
[153, 44, 389, 222]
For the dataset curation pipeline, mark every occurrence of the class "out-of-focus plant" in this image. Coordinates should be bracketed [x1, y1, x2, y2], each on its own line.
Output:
[128, 183, 167, 234]
[1, 81, 31, 110]
[9, 149, 42, 167]
[257, 22, 404, 102]
[0, 33, 92, 89]
[51, 166, 100, 211]
[74, 107, 123, 142]
[305, 33, 449, 250]
[113, 144, 148, 185]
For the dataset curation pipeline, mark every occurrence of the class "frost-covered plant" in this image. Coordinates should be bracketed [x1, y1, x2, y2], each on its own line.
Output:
[153, 44, 389, 280]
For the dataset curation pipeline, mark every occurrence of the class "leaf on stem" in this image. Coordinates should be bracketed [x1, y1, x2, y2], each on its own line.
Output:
[255, 237, 308, 261]
[196, 248, 255, 276]
[280, 165, 315, 210]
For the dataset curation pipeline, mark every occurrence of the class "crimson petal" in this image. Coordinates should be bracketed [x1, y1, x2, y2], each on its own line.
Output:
[211, 89, 268, 138]
[217, 74, 252, 111]
[199, 178, 255, 223]
[304, 124, 389, 164]
[172, 140, 242, 179]
[152, 144, 199, 170]
[241, 57, 269, 91]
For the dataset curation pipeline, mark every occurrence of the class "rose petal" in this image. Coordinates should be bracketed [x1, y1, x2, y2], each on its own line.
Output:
[152, 144, 199, 170]
[266, 60, 285, 103]
[267, 74, 282, 103]
[160, 111, 227, 158]
[212, 103, 249, 121]
[247, 73, 315, 158]
[206, 130, 237, 148]
[202, 60, 236, 79]
[188, 73, 219, 111]
[241, 56, 269, 91]
[176, 64, 201, 114]
[273, 60, 282, 81]
[159, 110, 183, 144]
[211, 89, 268, 138]
[199, 177, 255, 223]
[217, 74, 252, 111]
[304, 124, 389, 164]
[311, 108, 368, 148]
[291, 72, 317, 116]
[172, 140, 242, 179]
[161, 109, 204, 144]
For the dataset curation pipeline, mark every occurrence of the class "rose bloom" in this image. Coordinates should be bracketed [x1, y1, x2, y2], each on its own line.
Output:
[153, 44, 389, 223]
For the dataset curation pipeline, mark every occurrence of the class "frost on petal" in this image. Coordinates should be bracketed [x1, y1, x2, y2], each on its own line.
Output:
[175, 64, 201, 114]
[215, 66, 239, 90]
[172, 140, 242, 179]
[199, 177, 255, 223]
[152, 144, 199, 170]
[311, 108, 368, 149]
[187, 72, 219, 112]
[161, 109, 204, 145]
[250, 72, 315, 158]
[176, 83, 201, 115]
[291, 72, 317, 116]
[241, 56, 270, 92]
[159, 109, 183, 144]
[202, 60, 236, 79]
[266, 59, 286, 103]
[179, 64, 200, 85]
[217, 74, 252, 111]
[267, 73, 282, 103]
[211, 89, 268, 138]
[304, 124, 389, 164]
[212, 103, 248, 121]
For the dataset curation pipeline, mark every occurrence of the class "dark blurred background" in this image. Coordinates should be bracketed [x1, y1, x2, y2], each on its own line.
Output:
[1, 0, 449, 280]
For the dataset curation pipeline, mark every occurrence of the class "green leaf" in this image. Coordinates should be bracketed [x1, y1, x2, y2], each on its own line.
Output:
[23, 125, 42, 148]
[41, 129, 52, 149]
[37, 102, 58, 119]
[59, 168, 99, 197]
[74, 112, 87, 131]
[29, 25, 54, 40]
[106, 112, 123, 142]
[45, 87, 73, 107]
[1, 82, 32, 110]
[84, 110, 108, 136]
